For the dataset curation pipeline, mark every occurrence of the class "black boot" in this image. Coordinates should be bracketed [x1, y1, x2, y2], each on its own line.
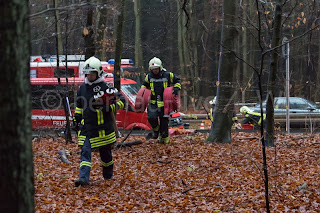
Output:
[75, 178, 89, 187]
[145, 131, 159, 140]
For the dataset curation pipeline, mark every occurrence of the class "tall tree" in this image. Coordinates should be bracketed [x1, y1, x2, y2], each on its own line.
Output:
[177, 0, 188, 108]
[84, 0, 95, 59]
[266, 2, 282, 146]
[54, 0, 63, 55]
[96, 0, 108, 60]
[114, 0, 125, 91]
[199, 0, 218, 98]
[240, 0, 249, 102]
[206, 0, 237, 143]
[0, 0, 34, 212]
[134, 0, 144, 71]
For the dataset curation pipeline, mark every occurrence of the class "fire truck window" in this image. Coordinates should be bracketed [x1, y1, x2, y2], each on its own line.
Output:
[30, 69, 37, 78]
[121, 84, 140, 112]
[122, 84, 140, 96]
[32, 84, 77, 110]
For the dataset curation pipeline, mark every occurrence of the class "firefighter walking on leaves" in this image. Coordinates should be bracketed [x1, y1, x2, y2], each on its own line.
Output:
[72, 56, 126, 187]
[142, 57, 181, 143]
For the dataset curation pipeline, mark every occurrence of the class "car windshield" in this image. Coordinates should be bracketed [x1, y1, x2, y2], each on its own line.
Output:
[121, 83, 140, 104]
[304, 99, 318, 109]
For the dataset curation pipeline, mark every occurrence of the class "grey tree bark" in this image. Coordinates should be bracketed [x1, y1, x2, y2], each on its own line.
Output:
[0, 1, 34, 212]
[54, 0, 63, 55]
[207, 0, 238, 143]
[134, 0, 144, 71]
[84, 0, 95, 59]
[177, 0, 188, 109]
[96, 0, 108, 60]
[114, 0, 125, 91]
[266, 3, 282, 147]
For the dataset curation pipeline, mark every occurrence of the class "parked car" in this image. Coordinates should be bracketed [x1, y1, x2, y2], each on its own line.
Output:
[249, 97, 320, 128]
[250, 97, 320, 114]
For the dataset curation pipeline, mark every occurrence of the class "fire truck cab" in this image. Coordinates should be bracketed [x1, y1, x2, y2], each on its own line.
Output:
[31, 77, 151, 130]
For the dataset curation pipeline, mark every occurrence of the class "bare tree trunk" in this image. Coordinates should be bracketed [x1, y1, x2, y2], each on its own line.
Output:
[188, 1, 200, 101]
[134, 0, 144, 71]
[96, 0, 108, 60]
[0, 1, 34, 212]
[241, 0, 248, 103]
[84, 0, 95, 59]
[114, 0, 125, 91]
[207, 0, 237, 143]
[266, 3, 282, 147]
[200, 0, 214, 98]
[177, 1, 187, 110]
[54, 0, 63, 55]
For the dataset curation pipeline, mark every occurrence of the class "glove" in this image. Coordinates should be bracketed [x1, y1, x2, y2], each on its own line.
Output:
[105, 87, 117, 104]
[172, 88, 179, 96]
[71, 119, 80, 132]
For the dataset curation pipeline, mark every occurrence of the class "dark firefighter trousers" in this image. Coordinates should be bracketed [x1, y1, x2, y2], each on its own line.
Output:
[78, 137, 113, 183]
[147, 103, 169, 139]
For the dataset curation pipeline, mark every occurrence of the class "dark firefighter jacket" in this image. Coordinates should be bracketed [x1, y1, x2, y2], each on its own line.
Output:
[141, 70, 181, 108]
[74, 81, 126, 149]
[242, 112, 266, 126]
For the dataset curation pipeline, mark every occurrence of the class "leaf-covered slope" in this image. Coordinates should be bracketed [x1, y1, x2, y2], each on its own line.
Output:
[33, 133, 320, 212]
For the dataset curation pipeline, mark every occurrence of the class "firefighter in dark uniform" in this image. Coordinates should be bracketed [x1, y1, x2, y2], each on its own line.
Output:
[142, 57, 181, 143]
[72, 56, 126, 187]
[240, 106, 266, 127]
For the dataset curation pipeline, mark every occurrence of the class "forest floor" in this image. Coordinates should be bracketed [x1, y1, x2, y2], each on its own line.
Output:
[33, 132, 320, 212]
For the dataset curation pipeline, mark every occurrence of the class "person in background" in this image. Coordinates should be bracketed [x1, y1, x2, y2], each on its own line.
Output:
[142, 57, 181, 143]
[72, 56, 126, 187]
[239, 106, 266, 128]
[209, 96, 242, 129]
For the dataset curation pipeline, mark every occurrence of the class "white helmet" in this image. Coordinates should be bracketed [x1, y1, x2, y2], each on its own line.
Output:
[82, 56, 104, 77]
[240, 106, 252, 114]
[209, 96, 216, 105]
[149, 57, 163, 70]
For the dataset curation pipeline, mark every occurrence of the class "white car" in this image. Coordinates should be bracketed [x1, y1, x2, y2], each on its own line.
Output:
[250, 97, 320, 114]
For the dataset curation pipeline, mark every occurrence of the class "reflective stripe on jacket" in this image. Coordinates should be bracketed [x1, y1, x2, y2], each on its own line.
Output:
[141, 70, 181, 108]
[242, 112, 266, 126]
[74, 81, 126, 148]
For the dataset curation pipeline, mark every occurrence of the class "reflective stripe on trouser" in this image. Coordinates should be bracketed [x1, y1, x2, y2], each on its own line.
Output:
[79, 137, 114, 182]
[159, 136, 169, 143]
[79, 137, 92, 183]
[99, 144, 113, 179]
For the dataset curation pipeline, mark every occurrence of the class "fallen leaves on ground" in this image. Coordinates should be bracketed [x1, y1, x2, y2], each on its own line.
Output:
[33, 132, 320, 212]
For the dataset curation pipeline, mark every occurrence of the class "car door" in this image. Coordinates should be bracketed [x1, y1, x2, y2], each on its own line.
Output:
[274, 98, 286, 114]
[290, 98, 312, 114]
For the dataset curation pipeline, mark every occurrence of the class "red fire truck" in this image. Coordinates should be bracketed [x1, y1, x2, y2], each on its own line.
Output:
[30, 61, 82, 78]
[30, 58, 186, 130]
[31, 77, 151, 130]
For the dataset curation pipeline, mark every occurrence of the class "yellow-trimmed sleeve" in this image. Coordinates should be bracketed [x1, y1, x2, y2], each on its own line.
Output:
[75, 107, 83, 115]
